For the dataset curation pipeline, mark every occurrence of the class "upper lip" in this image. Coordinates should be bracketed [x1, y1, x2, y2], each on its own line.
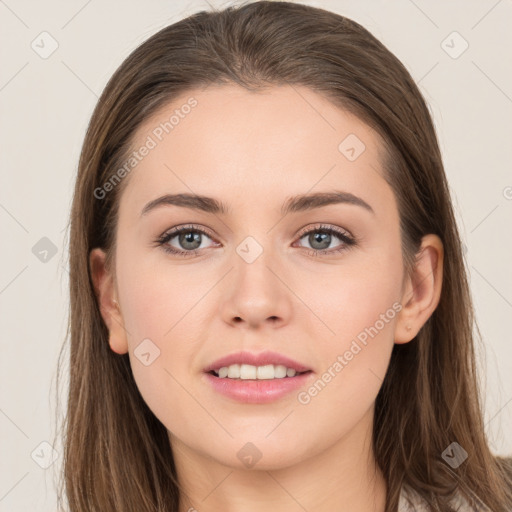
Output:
[203, 350, 312, 373]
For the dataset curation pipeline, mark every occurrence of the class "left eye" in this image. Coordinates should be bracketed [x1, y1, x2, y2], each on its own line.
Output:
[296, 229, 347, 251]
[294, 225, 356, 255]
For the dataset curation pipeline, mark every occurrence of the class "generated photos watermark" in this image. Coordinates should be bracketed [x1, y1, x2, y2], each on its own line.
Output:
[297, 301, 403, 405]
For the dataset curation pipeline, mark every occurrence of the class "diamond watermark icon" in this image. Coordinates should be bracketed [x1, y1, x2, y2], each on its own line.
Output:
[442, 442, 468, 468]
[441, 31, 469, 59]
[32, 237, 58, 263]
[236, 236, 263, 264]
[338, 133, 366, 161]
[237, 442, 262, 468]
[31, 441, 59, 469]
[31, 31, 59, 59]
[134, 338, 161, 366]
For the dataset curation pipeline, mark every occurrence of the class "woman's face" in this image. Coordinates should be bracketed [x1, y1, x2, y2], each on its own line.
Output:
[97, 84, 412, 470]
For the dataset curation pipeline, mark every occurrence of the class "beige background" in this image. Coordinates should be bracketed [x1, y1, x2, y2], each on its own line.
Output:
[1, 0, 511, 509]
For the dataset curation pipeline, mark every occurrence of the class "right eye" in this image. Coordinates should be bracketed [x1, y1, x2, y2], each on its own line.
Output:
[155, 224, 220, 257]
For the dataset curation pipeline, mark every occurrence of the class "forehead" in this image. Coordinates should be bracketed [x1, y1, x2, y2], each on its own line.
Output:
[119, 84, 393, 219]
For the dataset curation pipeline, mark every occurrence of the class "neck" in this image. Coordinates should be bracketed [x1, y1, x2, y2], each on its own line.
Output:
[171, 407, 387, 512]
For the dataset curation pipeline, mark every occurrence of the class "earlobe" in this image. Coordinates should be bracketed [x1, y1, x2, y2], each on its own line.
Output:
[395, 234, 444, 344]
[89, 248, 129, 355]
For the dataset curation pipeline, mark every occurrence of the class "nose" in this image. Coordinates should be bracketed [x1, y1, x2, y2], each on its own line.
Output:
[220, 251, 293, 329]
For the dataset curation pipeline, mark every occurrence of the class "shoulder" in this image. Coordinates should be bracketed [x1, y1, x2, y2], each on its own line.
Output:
[399, 485, 482, 511]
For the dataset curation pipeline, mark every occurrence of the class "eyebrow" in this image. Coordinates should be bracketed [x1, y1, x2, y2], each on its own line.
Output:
[140, 190, 375, 217]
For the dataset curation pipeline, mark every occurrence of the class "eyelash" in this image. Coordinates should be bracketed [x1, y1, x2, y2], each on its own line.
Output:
[154, 223, 357, 258]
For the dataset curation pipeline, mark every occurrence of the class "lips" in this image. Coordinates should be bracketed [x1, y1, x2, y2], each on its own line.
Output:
[203, 350, 312, 374]
[203, 370, 314, 404]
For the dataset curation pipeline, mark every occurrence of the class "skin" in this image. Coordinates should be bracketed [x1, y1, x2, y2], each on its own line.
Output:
[90, 84, 443, 512]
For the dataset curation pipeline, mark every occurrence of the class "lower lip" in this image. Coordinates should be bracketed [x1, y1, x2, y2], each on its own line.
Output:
[203, 371, 314, 404]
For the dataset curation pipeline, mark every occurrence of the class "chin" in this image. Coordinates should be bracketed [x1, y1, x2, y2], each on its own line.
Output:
[207, 437, 311, 472]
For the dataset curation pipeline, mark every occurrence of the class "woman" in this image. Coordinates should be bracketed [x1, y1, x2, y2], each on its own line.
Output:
[56, 1, 512, 511]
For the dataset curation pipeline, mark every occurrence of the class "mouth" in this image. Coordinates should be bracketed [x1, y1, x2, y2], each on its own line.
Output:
[207, 364, 313, 380]
[202, 351, 314, 404]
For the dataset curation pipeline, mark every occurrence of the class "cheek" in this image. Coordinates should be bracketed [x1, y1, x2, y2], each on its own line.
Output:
[298, 246, 402, 404]
[115, 250, 214, 432]
[116, 248, 206, 340]
[294, 279, 399, 442]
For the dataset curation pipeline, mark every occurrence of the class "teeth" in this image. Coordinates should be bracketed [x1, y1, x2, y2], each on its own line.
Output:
[227, 365, 240, 378]
[213, 364, 303, 379]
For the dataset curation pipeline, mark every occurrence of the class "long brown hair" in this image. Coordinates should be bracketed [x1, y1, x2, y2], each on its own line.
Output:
[55, 1, 512, 510]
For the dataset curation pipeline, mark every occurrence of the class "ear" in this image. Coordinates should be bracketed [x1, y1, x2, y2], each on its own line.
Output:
[89, 248, 129, 354]
[395, 234, 444, 344]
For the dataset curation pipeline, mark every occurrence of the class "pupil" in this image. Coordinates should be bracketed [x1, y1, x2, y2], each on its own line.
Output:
[180, 231, 201, 250]
[310, 232, 330, 250]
